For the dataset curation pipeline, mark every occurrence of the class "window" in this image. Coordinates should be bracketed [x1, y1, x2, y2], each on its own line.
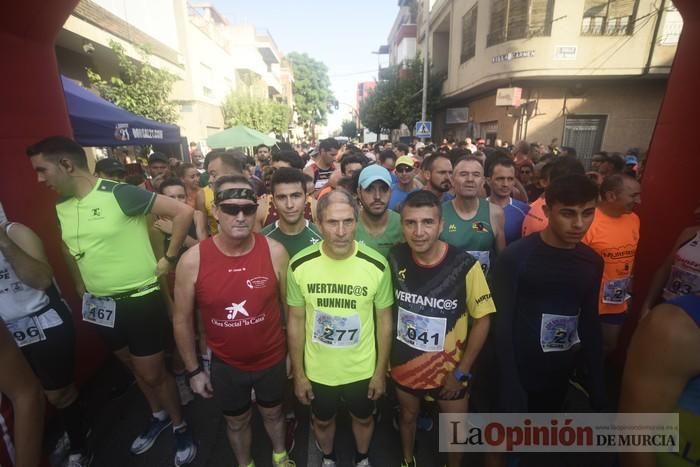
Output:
[487, 0, 554, 47]
[582, 0, 638, 36]
[203, 86, 213, 98]
[461, 5, 478, 63]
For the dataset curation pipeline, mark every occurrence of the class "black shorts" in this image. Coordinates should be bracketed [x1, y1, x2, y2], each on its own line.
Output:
[91, 289, 169, 357]
[18, 300, 75, 391]
[210, 356, 286, 417]
[393, 380, 468, 401]
[310, 378, 374, 421]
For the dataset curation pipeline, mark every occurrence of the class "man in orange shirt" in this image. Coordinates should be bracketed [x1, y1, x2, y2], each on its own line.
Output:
[583, 174, 641, 355]
[521, 156, 585, 237]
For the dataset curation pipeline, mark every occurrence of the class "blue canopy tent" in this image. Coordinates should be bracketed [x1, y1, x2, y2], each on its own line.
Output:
[61, 75, 182, 146]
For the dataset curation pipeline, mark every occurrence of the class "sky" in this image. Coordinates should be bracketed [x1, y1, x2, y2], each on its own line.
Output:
[211, 0, 398, 134]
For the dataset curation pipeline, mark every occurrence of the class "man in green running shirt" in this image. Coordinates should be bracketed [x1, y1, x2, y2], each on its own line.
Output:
[262, 168, 322, 258]
[355, 165, 404, 257]
[440, 155, 505, 275]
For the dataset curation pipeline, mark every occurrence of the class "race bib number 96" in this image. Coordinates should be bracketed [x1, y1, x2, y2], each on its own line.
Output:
[312, 310, 360, 347]
[7, 316, 45, 348]
[82, 294, 117, 328]
[540, 313, 580, 353]
[397, 307, 446, 352]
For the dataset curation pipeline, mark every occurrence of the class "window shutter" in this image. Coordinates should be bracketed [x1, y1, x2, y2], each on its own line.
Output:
[583, 0, 609, 17]
[529, 0, 553, 36]
[488, 0, 507, 46]
[507, 0, 529, 40]
[608, 0, 636, 18]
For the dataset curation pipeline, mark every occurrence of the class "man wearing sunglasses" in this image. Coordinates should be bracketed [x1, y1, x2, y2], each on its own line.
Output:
[174, 175, 293, 467]
[355, 165, 404, 258]
[389, 156, 421, 211]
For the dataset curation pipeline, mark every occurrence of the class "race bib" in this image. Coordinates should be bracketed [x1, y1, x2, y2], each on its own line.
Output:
[602, 277, 630, 304]
[314, 179, 329, 190]
[312, 310, 360, 347]
[82, 294, 117, 328]
[467, 250, 490, 274]
[7, 316, 46, 348]
[666, 266, 700, 297]
[397, 307, 446, 352]
[540, 313, 580, 353]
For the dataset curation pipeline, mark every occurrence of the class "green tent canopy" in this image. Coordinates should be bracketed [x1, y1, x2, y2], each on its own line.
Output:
[206, 125, 277, 149]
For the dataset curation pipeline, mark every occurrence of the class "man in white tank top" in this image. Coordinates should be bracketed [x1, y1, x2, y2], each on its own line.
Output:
[0, 222, 88, 466]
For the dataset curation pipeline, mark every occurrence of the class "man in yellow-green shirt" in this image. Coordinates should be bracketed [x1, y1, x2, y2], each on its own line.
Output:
[28, 136, 197, 466]
[287, 190, 394, 467]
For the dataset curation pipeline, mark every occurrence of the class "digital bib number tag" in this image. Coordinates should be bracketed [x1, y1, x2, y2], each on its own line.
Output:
[667, 266, 700, 296]
[397, 307, 446, 352]
[7, 316, 45, 347]
[82, 294, 117, 328]
[540, 313, 580, 352]
[312, 310, 360, 347]
[602, 277, 630, 304]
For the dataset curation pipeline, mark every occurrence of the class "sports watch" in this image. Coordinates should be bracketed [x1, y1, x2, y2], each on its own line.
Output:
[453, 369, 472, 386]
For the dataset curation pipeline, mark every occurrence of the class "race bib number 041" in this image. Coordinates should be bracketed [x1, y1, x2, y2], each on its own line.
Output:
[312, 310, 361, 347]
[82, 294, 117, 328]
[397, 307, 446, 352]
[7, 316, 46, 348]
[540, 313, 580, 353]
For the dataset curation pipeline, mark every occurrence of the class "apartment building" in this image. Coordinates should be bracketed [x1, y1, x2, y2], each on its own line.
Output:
[417, 0, 681, 159]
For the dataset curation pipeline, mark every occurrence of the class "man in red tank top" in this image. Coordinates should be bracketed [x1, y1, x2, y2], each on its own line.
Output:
[173, 175, 293, 467]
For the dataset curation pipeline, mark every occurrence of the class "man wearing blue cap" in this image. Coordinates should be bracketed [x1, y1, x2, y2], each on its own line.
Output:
[355, 165, 404, 257]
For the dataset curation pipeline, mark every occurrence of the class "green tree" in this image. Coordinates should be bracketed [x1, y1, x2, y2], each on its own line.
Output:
[86, 41, 178, 124]
[286, 52, 336, 139]
[359, 59, 441, 136]
[222, 92, 291, 136]
[341, 120, 358, 139]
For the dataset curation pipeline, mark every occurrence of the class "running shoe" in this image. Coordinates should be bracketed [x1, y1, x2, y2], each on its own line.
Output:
[321, 458, 336, 466]
[130, 416, 172, 455]
[355, 458, 371, 467]
[174, 425, 197, 466]
[400, 457, 417, 467]
[272, 451, 296, 467]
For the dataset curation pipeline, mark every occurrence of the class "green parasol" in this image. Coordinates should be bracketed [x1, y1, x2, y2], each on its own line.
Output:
[206, 125, 277, 148]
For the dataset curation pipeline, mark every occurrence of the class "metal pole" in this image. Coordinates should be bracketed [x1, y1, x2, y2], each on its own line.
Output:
[420, 0, 430, 142]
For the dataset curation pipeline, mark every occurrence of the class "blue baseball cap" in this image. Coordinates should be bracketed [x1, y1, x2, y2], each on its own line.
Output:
[358, 164, 392, 189]
[624, 155, 638, 165]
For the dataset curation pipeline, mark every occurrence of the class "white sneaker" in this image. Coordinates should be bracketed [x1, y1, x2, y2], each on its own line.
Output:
[321, 458, 336, 466]
[355, 459, 371, 467]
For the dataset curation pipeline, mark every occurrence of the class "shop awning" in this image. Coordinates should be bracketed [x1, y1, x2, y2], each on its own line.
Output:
[61, 76, 181, 147]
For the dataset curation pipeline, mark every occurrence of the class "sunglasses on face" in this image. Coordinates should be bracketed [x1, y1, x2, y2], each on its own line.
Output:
[396, 166, 414, 173]
[218, 203, 258, 216]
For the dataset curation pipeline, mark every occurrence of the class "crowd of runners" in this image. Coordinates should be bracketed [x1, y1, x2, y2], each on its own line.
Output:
[0, 134, 696, 467]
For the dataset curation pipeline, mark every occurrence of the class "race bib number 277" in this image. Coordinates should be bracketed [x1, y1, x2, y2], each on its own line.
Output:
[312, 310, 361, 347]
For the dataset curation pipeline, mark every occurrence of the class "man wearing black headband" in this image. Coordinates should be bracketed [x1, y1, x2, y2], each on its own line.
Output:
[174, 175, 293, 467]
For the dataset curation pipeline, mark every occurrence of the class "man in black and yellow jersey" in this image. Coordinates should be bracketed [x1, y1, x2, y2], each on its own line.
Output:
[388, 190, 495, 467]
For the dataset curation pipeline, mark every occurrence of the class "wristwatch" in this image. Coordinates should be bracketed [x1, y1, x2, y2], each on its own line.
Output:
[453, 369, 472, 387]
